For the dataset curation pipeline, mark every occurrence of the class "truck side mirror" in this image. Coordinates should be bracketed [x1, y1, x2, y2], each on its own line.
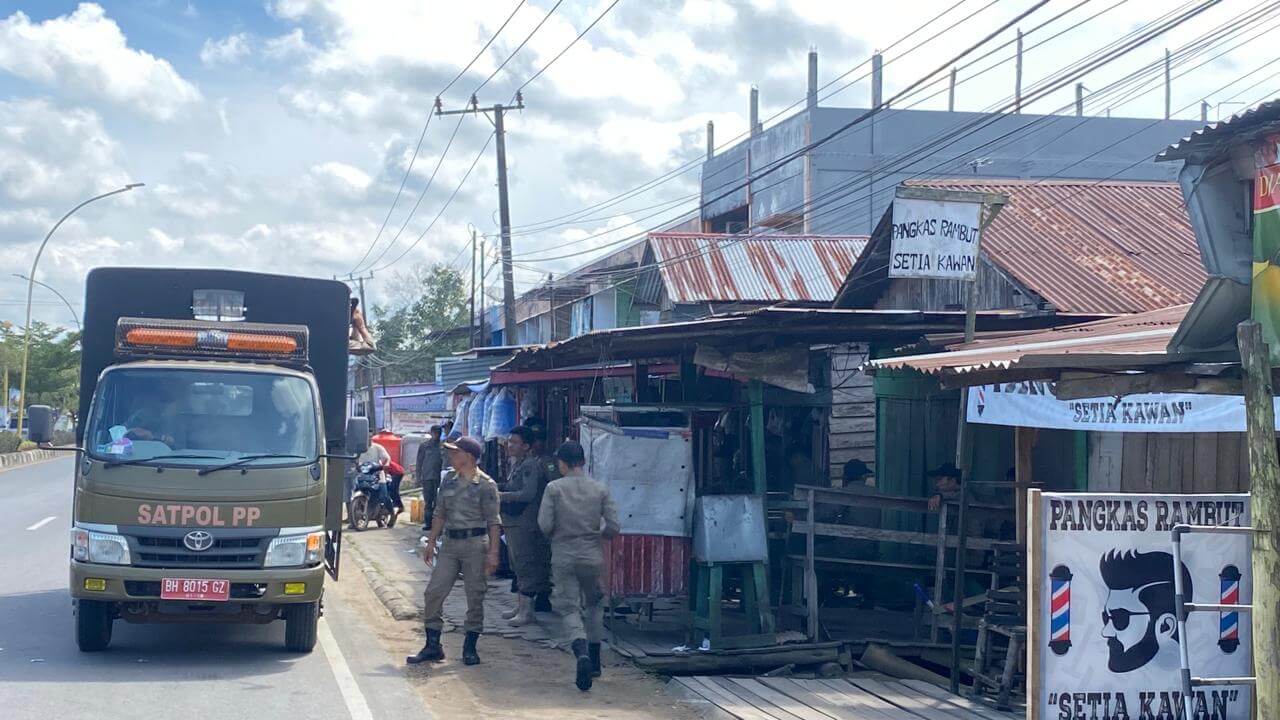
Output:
[346, 417, 369, 455]
[27, 405, 55, 444]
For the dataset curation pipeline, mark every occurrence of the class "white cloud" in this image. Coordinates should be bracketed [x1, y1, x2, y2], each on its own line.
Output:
[0, 98, 128, 207]
[307, 161, 372, 200]
[200, 32, 251, 66]
[264, 28, 311, 59]
[0, 4, 202, 121]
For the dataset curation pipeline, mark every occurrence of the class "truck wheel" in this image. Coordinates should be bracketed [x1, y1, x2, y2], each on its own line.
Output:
[76, 599, 113, 652]
[284, 602, 319, 653]
[350, 497, 369, 531]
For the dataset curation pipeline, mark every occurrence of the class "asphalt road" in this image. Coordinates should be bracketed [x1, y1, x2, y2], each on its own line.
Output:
[0, 456, 428, 720]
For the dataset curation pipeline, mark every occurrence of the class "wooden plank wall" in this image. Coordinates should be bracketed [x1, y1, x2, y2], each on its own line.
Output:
[872, 257, 1035, 312]
[828, 342, 876, 484]
[1091, 431, 1251, 493]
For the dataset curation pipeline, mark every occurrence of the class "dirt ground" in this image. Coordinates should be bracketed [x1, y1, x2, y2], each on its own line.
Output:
[332, 544, 708, 720]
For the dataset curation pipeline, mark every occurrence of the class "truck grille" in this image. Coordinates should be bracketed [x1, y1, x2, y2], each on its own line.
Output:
[122, 527, 273, 569]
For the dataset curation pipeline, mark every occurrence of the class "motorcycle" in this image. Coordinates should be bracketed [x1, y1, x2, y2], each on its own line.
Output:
[348, 461, 397, 531]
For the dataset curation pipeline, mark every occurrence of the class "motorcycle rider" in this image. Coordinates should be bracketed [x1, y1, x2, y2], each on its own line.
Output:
[356, 431, 396, 516]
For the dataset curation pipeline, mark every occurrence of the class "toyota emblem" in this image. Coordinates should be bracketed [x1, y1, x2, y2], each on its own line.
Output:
[183, 530, 214, 552]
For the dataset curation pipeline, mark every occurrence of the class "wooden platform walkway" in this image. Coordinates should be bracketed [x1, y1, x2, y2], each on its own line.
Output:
[673, 674, 1020, 720]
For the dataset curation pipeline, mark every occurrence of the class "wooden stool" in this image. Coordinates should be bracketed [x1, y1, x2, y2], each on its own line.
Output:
[688, 561, 774, 650]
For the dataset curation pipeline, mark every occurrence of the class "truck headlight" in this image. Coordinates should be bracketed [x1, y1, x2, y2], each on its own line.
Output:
[264, 531, 324, 567]
[71, 528, 131, 565]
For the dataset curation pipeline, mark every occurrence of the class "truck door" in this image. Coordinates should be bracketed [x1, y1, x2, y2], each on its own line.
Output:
[324, 457, 347, 579]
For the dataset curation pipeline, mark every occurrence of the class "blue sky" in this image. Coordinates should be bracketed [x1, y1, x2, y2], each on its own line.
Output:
[0, 1, 1274, 329]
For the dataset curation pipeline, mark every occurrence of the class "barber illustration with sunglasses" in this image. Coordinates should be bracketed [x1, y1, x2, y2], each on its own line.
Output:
[1098, 549, 1193, 673]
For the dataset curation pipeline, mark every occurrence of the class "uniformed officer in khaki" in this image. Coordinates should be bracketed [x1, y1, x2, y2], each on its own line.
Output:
[538, 440, 620, 691]
[407, 436, 501, 666]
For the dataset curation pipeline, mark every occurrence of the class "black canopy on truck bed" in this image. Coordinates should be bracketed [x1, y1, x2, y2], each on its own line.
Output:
[78, 267, 351, 451]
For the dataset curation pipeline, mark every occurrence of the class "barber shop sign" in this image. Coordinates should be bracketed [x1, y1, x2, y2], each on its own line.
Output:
[1029, 492, 1252, 720]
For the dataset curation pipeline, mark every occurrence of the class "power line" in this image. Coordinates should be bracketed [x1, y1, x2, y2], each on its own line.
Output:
[368, 131, 497, 273]
[348, 0, 527, 275]
[500, 0, 982, 238]
[513, 0, 621, 97]
[472, 0, 563, 97]
[509, 0, 1230, 308]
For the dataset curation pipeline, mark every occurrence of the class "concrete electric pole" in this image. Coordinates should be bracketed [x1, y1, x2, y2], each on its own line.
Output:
[437, 94, 524, 345]
[1237, 320, 1279, 717]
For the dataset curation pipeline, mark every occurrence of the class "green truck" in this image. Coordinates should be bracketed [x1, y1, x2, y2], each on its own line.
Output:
[28, 268, 366, 653]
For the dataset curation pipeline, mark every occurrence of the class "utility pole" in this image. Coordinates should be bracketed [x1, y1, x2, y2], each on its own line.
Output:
[1237, 320, 1279, 718]
[1014, 29, 1023, 113]
[1164, 48, 1172, 120]
[1075, 83, 1085, 117]
[437, 94, 524, 345]
[948, 67, 957, 112]
[479, 235, 487, 346]
[469, 227, 477, 349]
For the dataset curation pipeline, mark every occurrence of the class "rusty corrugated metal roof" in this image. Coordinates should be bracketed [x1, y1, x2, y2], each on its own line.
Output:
[903, 179, 1205, 315]
[868, 304, 1188, 378]
[649, 232, 868, 303]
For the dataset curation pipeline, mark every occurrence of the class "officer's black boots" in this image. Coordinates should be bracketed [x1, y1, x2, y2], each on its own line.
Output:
[571, 639, 593, 691]
[588, 642, 602, 678]
[462, 631, 481, 665]
[406, 628, 445, 664]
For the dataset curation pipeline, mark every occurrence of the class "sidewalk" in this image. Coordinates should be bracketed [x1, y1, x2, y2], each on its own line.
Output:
[343, 521, 710, 720]
[344, 519, 571, 648]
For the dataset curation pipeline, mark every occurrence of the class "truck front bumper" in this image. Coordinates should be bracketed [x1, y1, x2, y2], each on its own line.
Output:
[70, 561, 325, 604]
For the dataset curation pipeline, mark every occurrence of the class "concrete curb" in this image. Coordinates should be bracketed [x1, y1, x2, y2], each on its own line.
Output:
[0, 448, 60, 470]
[346, 535, 421, 621]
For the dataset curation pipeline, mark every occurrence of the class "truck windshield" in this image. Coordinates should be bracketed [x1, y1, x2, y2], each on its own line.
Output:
[85, 368, 319, 467]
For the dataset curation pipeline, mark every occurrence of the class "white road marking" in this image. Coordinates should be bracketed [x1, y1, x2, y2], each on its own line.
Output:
[318, 616, 375, 720]
[26, 516, 56, 531]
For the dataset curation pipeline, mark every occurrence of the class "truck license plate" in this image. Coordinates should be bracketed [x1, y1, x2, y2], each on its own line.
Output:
[160, 578, 230, 601]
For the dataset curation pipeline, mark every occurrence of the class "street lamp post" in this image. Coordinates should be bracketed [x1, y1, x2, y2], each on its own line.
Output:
[15, 183, 142, 433]
[13, 274, 80, 331]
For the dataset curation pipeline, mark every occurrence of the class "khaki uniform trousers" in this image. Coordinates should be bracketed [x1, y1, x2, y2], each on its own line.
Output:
[550, 557, 605, 643]
[422, 535, 488, 633]
[505, 522, 551, 595]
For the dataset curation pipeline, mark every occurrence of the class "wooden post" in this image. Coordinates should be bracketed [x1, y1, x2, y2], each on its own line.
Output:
[750, 380, 767, 496]
[806, 488, 818, 640]
[931, 502, 950, 642]
[1237, 319, 1279, 717]
[1025, 489, 1044, 718]
[949, 484, 970, 695]
[1015, 427, 1036, 544]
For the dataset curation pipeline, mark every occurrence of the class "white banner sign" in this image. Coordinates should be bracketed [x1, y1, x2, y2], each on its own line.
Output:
[581, 418, 694, 537]
[888, 197, 983, 279]
[389, 410, 448, 435]
[966, 381, 1280, 433]
[1033, 492, 1252, 720]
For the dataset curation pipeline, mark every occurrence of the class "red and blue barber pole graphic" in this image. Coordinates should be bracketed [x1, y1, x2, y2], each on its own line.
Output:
[1049, 564, 1072, 655]
[1219, 565, 1241, 654]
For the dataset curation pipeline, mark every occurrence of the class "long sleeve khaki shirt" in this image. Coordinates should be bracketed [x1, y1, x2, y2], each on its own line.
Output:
[537, 472, 620, 563]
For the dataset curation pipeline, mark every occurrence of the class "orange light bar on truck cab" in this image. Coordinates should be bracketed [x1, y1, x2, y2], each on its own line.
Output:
[124, 328, 198, 348]
[115, 317, 309, 363]
[226, 334, 298, 353]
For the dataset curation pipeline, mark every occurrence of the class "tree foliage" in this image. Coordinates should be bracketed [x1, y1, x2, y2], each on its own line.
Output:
[370, 263, 469, 385]
[0, 320, 81, 415]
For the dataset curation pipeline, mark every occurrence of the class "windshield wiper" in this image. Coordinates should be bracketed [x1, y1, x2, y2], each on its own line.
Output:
[104, 453, 224, 469]
[197, 454, 308, 476]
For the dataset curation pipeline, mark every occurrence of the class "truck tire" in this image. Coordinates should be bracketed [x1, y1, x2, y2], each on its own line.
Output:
[76, 599, 113, 652]
[284, 602, 319, 653]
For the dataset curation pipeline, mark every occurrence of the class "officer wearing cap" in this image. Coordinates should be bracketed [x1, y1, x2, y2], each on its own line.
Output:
[407, 436, 501, 667]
